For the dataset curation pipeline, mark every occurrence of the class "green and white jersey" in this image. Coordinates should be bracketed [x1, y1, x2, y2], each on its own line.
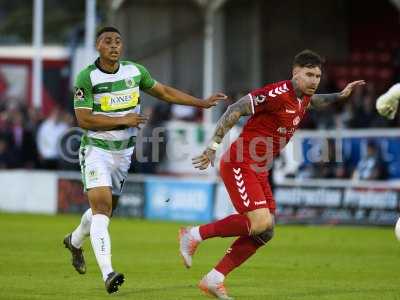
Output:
[73, 60, 156, 146]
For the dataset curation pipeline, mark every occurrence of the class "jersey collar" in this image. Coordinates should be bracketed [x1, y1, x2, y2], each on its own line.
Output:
[95, 58, 120, 74]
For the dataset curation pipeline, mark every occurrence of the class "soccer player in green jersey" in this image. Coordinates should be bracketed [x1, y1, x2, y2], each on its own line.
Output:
[63, 26, 227, 294]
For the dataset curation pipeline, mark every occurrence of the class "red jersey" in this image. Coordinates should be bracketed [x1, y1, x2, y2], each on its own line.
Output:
[229, 80, 311, 166]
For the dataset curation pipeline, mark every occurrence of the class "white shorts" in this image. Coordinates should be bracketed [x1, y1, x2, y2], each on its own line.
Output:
[79, 145, 133, 196]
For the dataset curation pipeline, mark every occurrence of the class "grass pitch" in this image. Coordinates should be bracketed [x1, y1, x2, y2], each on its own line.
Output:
[0, 213, 399, 300]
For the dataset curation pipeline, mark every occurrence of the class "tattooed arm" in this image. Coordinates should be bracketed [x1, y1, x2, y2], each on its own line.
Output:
[192, 95, 252, 170]
[209, 95, 252, 144]
[310, 80, 365, 109]
[310, 93, 341, 108]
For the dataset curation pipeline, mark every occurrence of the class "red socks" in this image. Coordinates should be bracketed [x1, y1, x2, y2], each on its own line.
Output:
[215, 236, 263, 276]
[199, 214, 251, 240]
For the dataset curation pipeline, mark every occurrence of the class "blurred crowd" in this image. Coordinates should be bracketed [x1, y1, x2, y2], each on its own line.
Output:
[295, 139, 388, 181]
[289, 78, 398, 181]
[0, 102, 75, 170]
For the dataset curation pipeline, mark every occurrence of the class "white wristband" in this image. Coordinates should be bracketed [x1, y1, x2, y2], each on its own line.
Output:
[208, 141, 220, 151]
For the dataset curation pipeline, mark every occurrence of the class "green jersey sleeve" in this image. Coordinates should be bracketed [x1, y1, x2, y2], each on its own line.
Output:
[73, 68, 94, 109]
[135, 63, 156, 91]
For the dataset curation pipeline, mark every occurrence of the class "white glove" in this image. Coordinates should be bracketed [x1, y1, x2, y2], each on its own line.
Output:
[376, 84, 400, 119]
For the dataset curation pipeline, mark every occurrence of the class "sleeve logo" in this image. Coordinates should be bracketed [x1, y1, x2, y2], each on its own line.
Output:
[254, 94, 266, 105]
[268, 83, 289, 98]
[74, 88, 85, 101]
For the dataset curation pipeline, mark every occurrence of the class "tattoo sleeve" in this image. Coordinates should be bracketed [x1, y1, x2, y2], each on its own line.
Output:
[310, 93, 340, 109]
[210, 95, 253, 144]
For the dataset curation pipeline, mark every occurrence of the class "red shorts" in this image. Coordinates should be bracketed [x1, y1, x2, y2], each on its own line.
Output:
[219, 153, 276, 214]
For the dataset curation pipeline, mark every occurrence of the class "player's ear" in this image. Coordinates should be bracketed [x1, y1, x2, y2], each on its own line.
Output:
[95, 39, 101, 51]
[292, 66, 299, 78]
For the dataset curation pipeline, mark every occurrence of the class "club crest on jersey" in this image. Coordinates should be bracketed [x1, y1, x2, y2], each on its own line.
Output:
[293, 116, 301, 126]
[254, 95, 266, 105]
[74, 88, 85, 101]
[125, 78, 135, 88]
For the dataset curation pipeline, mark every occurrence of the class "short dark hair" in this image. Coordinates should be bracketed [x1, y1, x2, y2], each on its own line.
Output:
[293, 49, 324, 69]
[96, 26, 121, 40]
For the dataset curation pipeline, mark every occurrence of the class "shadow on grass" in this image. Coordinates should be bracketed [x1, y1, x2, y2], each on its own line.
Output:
[112, 284, 196, 296]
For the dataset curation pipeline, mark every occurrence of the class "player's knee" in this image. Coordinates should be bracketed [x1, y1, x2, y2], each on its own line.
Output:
[81, 215, 91, 227]
[91, 202, 112, 216]
[250, 218, 273, 235]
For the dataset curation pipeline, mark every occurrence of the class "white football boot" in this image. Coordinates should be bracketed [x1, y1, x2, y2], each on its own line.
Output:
[198, 275, 233, 300]
[178, 227, 200, 268]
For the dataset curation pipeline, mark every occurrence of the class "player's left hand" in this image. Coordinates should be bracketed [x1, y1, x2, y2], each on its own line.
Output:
[192, 148, 216, 170]
[203, 93, 228, 108]
[338, 80, 366, 99]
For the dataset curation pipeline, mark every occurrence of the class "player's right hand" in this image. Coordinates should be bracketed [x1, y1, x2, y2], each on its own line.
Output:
[376, 84, 400, 120]
[203, 93, 228, 108]
[123, 113, 148, 128]
[192, 148, 216, 170]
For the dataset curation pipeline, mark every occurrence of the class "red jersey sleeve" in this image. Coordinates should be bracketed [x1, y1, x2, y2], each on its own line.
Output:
[248, 81, 288, 115]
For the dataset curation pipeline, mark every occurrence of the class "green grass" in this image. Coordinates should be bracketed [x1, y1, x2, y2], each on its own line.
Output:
[0, 213, 399, 300]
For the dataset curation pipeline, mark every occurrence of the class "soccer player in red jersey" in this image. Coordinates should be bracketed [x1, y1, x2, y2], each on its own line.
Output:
[179, 50, 365, 299]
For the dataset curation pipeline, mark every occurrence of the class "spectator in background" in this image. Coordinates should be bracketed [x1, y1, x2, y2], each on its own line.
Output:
[8, 110, 38, 168]
[0, 104, 36, 168]
[314, 138, 349, 179]
[0, 136, 14, 169]
[352, 141, 386, 180]
[296, 139, 349, 179]
[36, 107, 69, 169]
[349, 83, 389, 128]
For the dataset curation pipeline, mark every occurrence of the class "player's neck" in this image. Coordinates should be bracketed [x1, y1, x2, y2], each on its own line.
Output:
[291, 79, 304, 99]
[97, 57, 120, 74]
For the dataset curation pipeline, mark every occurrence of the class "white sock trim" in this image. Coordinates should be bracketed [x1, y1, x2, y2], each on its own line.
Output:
[190, 226, 202, 242]
[207, 268, 225, 283]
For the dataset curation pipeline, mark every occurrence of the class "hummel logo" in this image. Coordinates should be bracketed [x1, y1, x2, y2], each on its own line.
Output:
[234, 174, 243, 181]
[268, 83, 289, 98]
[233, 167, 251, 208]
[285, 109, 296, 114]
[254, 200, 267, 205]
[233, 168, 241, 174]
[236, 180, 244, 188]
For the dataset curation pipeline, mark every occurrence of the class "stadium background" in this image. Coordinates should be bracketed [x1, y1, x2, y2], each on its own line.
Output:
[0, 1, 400, 299]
